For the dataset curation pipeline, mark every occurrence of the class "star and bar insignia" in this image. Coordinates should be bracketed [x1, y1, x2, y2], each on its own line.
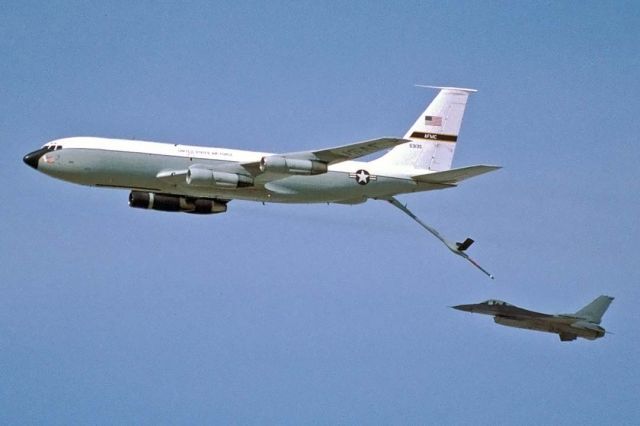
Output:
[349, 169, 377, 185]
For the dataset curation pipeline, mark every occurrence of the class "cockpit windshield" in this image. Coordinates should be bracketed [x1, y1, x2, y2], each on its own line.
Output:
[483, 299, 511, 306]
[42, 142, 63, 151]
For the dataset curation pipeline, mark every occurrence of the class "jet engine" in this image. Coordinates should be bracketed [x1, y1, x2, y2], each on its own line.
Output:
[186, 167, 253, 188]
[129, 191, 227, 214]
[259, 156, 328, 175]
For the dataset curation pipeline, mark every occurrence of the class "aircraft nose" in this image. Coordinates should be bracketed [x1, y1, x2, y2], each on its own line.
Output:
[451, 304, 475, 313]
[23, 148, 49, 169]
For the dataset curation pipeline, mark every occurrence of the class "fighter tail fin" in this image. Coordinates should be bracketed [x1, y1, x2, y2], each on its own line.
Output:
[574, 296, 614, 324]
[372, 86, 476, 172]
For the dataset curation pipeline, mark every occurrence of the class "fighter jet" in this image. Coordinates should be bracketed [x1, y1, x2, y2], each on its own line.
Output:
[452, 296, 614, 341]
[23, 86, 500, 277]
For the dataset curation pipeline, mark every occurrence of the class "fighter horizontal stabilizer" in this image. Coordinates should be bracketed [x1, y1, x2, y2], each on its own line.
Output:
[384, 197, 494, 279]
[413, 165, 501, 185]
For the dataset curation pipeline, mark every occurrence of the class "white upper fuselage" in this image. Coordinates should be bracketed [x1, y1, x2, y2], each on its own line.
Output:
[22, 87, 503, 278]
[30, 137, 444, 204]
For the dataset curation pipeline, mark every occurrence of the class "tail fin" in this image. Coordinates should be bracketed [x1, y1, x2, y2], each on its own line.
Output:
[574, 296, 614, 324]
[373, 86, 476, 171]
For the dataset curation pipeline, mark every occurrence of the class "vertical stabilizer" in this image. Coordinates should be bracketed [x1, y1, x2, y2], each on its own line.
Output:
[574, 296, 614, 324]
[372, 86, 476, 171]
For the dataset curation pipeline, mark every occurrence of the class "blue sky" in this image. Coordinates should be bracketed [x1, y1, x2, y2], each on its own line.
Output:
[2, 1, 640, 424]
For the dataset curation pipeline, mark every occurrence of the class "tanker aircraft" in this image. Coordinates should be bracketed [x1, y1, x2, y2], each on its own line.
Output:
[24, 86, 499, 277]
[452, 296, 614, 341]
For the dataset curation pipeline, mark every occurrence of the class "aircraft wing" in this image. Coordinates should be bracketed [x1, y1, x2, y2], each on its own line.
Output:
[453, 302, 552, 317]
[156, 138, 408, 184]
[494, 309, 553, 320]
[274, 137, 409, 165]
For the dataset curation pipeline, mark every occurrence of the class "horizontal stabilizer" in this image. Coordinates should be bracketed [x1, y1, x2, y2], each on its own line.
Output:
[415, 85, 478, 93]
[413, 165, 501, 185]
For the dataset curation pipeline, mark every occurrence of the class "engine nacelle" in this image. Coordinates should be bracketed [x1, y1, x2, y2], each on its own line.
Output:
[259, 156, 328, 175]
[186, 167, 253, 188]
[129, 191, 227, 214]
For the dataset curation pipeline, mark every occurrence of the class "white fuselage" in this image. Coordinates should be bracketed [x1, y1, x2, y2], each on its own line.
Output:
[28, 137, 445, 204]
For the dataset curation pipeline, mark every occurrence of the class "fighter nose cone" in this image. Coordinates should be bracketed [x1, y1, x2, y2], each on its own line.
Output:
[451, 304, 475, 313]
[23, 148, 48, 169]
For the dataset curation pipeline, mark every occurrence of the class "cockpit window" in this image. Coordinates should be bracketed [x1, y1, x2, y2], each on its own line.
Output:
[42, 143, 62, 151]
[484, 299, 510, 306]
